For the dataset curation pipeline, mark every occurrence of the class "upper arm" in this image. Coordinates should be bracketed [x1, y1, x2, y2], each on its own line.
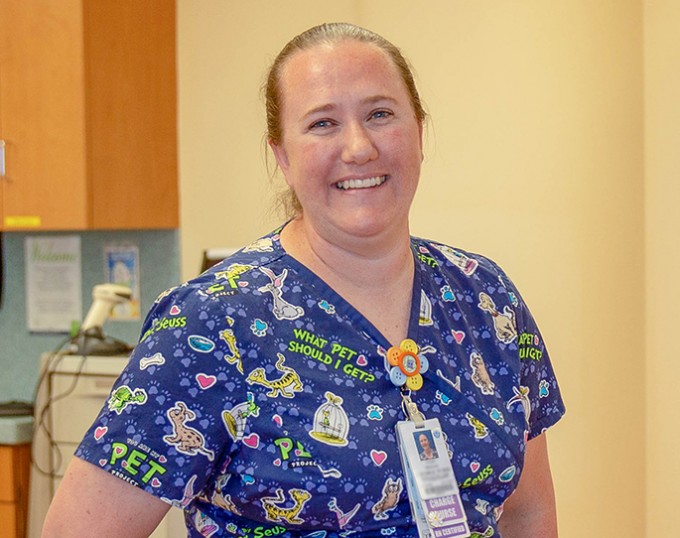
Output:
[498, 432, 558, 537]
[42, 456, 171, 538]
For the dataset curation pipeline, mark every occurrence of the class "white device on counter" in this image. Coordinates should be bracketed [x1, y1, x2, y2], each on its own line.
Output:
[69, 284, 134, 356]
[80, 284, 132, 331]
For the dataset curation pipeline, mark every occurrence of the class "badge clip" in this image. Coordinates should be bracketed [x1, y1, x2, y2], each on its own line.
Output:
[401, 393, 426, 428]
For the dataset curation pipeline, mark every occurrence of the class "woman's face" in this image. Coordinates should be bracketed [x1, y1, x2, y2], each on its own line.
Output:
[419, 434, 431, 450]
[270, 40, 423, 243]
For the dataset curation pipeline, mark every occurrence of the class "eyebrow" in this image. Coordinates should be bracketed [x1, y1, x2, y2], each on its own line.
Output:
[301, 95, 398, 120]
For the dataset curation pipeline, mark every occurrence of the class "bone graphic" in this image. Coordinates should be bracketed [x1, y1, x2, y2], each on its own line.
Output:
[140, 353, 166, 370]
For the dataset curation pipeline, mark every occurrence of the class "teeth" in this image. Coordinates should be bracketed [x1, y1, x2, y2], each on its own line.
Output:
[336, 176, 387, 190]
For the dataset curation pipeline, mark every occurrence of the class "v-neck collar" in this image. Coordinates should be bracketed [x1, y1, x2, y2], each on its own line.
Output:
[268, 230, 422, 349]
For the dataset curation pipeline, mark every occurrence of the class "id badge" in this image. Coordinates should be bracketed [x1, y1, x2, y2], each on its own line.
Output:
[396, 418, 470, 538]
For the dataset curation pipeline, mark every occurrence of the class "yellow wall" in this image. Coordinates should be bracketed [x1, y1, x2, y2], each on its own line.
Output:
[644, 0, 680, 534]
[178, 2, 649, 535]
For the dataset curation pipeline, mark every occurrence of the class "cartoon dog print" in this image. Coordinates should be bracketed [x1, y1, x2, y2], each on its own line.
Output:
[192, 510, 218, 537]
[470, 351, 496, 395]
[163, 401, 215, 461]
[478, 292, 518, 344]
[470, 525, 495, 538]
[419, 290, 434, 326]
[211, 474, 242, 515]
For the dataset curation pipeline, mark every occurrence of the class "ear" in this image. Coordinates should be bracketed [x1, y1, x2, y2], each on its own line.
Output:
[268, 139, 292, 184]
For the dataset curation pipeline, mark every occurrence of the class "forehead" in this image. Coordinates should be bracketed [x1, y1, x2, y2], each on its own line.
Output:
[277, 40, 407, 107]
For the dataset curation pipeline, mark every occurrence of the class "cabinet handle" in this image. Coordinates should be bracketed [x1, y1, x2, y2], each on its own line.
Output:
[0, 140, 5, 177]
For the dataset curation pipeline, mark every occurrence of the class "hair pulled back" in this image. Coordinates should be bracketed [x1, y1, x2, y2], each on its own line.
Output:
[265, 22, 426, 217]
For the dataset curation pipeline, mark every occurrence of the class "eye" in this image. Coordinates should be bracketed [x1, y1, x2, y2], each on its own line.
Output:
[309, 119, 335, 130]
[369, 109, 394, 122]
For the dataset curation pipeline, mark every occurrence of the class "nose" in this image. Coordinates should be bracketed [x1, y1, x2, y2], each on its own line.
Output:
[341, 122, 378, 164]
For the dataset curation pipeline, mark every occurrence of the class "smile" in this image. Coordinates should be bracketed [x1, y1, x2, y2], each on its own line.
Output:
[335, 175, 387, 190]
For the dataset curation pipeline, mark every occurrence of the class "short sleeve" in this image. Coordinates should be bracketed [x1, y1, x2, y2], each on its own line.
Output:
[75, 283, 248, 506]
[491, 261, 566, 439]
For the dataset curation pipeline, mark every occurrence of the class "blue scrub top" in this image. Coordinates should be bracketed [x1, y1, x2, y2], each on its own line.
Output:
[76, 228, 565, 537]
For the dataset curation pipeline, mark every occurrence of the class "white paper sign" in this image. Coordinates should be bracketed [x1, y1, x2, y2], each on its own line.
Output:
[25, 236, 82, 333]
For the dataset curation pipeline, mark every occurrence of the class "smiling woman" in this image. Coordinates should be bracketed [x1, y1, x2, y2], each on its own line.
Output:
[42, 22, 564, 538]
[270, 38, 424, 260]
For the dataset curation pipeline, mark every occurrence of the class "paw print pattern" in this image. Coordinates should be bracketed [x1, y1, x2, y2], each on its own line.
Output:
[459, 288, 476, 304]
[123, 418, 140, 440]
[366, 405, 384, 421]
[489, 408, 505, 425]
[178, 370, 193, 388]
[251, 318, 268, 337]
[441, 285, 456, 302]
[172, 341, 185, 359]
[318, 300, 336, 315]
[436, 391, 452, 406]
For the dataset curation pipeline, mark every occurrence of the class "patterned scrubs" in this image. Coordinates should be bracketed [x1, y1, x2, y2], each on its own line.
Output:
[76, 228, 565, 538]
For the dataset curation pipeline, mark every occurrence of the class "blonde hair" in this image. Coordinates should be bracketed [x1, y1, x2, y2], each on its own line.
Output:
[264, 22, 426, 218]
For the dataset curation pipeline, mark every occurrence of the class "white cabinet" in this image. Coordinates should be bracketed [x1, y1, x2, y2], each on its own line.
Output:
[29, 354, 185, 538]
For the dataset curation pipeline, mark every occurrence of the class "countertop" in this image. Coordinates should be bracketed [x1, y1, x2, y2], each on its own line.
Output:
[0, 415, 34, 445]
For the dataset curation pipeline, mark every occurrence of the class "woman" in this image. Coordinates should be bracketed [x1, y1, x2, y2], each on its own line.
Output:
[43, 23, 564, 537]
[417, 432, 438, 461]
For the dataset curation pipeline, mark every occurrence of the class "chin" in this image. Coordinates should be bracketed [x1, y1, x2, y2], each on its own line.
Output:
[335, 213, 405, 240]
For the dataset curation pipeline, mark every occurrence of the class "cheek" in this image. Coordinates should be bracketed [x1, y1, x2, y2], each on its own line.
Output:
[390, 139, 423, 185]
[288, 142, 334, 185]
[387, 128, 422, 162]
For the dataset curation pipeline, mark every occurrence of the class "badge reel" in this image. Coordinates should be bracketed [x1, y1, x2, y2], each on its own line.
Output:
[388, 340, 470, 538]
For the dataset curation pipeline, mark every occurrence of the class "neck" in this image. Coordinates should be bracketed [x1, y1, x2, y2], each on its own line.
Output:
[280, 217, 414, 290]
[280, 217, 415, 345]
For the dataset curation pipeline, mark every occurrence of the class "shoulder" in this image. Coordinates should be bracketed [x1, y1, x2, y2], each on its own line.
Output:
[156, 232, 288, 303]
[410, 236, 509, 283]
[410, 235, 530, 317]
[141, 230, 290, 335]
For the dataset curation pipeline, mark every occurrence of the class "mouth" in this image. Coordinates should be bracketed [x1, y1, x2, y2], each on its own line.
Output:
[335, 175, 388, 191]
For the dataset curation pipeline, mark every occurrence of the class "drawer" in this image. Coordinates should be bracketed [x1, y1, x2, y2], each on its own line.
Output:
[0, 446, 15, 501]
[49, 373, 117, 443]
[0, 501, 18, 538]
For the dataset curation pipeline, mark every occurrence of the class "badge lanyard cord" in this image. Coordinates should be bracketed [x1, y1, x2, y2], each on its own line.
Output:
[388, 339, 472, 538]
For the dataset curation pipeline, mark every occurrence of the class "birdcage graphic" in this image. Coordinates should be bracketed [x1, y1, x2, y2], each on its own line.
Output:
[309, 391, 349, 446]
[222, 392, 259, 441]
